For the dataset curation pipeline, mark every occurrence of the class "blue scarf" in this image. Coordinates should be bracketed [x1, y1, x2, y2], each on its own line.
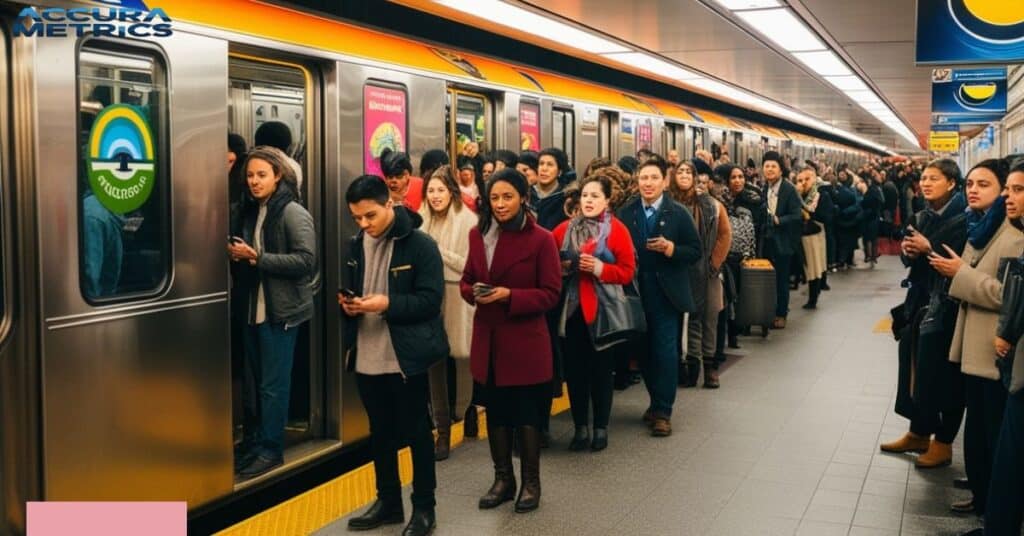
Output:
[967, 195, 1006, 250]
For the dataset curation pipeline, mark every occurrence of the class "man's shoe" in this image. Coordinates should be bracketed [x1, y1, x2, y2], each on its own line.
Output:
[591, 428, 608, 451]
[879, 432, 929, 454]
[401, 509, 435, 536]
[237, 454, 283, 479]
[613, 373, 630, 391]
[960, 528, 984, 536]
[651, 418, 672, 437]
[727, 335, 740, 349]
[347, 500, 404, 531]
[953, 477, 970, 490]
[916, 440, 953, 468]
[950, 498, 975, 514]
[772, 317, 787, 329]
[434, 427, 451, 461]
[234, 448, 257, 473]
[568, 426, 589, 451]
[802, 302, 816, 310]
[703, 366, 720, 389]
[642, 410, 656, 428]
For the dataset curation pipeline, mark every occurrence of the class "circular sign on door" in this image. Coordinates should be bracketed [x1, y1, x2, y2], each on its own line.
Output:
[86, 104, 156, 214]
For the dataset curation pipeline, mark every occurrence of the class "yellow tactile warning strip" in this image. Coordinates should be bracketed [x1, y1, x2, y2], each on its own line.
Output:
[873, 317, 893, 333]
[215, 386, 571, 536]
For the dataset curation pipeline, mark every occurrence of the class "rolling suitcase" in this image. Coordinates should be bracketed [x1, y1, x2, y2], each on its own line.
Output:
[735, 258, 776, 337]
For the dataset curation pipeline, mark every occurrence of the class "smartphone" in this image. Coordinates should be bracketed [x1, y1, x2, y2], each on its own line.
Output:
[646, 236, 662, 244]
[228, 235, 243, 244]
[473, 283, 494, 296]
[340, 288, 359, 300]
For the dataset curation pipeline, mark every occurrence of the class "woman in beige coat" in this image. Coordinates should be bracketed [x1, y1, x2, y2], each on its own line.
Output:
[930, 159, 1024, 515]
[419, 165, 478, 460]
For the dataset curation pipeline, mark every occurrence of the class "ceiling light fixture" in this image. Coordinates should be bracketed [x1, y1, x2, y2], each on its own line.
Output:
[792, 50, 851, 77]
[712, 0, 780, 9]
[733, 8, 825, 52]
[601, 52, 705, 81]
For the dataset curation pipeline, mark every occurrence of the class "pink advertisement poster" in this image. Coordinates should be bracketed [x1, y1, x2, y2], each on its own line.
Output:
[519, 102, 540, 151]
[364, 84, 408, 176]
[637, 120, 653, 151]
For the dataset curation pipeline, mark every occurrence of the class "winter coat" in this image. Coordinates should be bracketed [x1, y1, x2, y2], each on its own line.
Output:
[551, 215, 637, 325]
[419, 204, 478, 359]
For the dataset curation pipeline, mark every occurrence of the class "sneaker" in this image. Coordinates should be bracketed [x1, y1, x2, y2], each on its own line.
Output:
[237, 454, 283, 479]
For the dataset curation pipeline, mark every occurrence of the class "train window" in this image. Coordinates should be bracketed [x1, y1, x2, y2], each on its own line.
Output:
[552, 107, 575, 166]
[77, 41, 170, 303]
[519, 100, 540, 152]
[447, 89, 489, 157]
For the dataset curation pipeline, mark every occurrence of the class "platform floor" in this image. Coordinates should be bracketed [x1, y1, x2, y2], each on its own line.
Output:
[317, 256, 989, 536]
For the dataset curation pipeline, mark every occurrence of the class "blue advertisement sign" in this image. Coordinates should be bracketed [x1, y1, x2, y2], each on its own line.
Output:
[916, 0, 1024, 64]
[933, 112, 1005, 125]
[931, 67, 1006, 124]
[930, 124, 960, 133]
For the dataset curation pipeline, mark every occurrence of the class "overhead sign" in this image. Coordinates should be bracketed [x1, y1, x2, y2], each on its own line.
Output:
[931, 67, 1007, 125]
[916, 0, 1024, 64]
[928, 128, 959, 153]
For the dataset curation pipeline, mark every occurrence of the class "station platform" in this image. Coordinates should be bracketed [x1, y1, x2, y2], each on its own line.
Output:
[308, 256, 982, 536]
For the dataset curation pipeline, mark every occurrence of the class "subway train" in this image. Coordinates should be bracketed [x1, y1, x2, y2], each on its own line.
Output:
[0, 1, 875, 532]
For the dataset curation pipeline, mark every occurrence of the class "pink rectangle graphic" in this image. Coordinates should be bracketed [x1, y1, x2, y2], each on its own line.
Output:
[28, 502, 186, 536]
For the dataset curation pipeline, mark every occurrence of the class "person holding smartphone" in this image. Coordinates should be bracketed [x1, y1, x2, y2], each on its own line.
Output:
[616, 154, 701, 437]
[460, 168, 561, 514]
[341, 175, 448, 536]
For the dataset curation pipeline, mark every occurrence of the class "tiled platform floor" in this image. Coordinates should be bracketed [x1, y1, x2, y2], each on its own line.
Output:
[318, 256, 995, 536]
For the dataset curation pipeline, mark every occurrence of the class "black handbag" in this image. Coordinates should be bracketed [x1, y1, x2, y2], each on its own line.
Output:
[589, 277, 647, 350]
[890, 303, 907, 341]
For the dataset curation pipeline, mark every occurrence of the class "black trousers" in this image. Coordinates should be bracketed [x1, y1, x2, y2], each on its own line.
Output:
[985, 389, 1024, 535]
[564, 311, 614, 429]
[356, 372, 436, 510]
[963, 374, 1008, 514]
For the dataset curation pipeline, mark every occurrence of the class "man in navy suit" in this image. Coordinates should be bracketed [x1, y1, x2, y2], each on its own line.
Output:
[617, 154, 701, 437]
[761, 151, 802, 329]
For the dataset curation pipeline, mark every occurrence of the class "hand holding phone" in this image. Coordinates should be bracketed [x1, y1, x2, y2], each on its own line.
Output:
[339, 288, 359, 301]
[472, 282, 495, 297]
[228, 235, 244, 244]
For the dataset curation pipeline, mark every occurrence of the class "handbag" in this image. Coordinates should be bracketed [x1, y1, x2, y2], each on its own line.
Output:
[589, 277, 647, 350]
[890, 303, 907, 341]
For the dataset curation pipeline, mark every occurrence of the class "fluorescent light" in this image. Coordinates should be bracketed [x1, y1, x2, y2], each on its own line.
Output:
[842, 89, 876, 102]
[713, 0, 780, 9]
[602, 52, 704, 80]
[825, 75, 869, 92]
[792, 51, 851, 77]
[734, 8, 825, 52]
[433, 0, 629, 54]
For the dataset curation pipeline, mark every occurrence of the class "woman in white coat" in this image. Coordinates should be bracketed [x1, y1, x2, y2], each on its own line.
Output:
[419, 165, 478, 460]
[930, 158, 1024, 515]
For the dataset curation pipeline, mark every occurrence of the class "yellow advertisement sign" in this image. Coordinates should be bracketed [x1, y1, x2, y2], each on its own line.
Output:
[929, 130, 959, 152]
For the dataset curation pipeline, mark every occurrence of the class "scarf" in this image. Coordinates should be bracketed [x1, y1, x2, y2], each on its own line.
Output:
[967, 195, 1006, 250]
[356, 222, 400, 375]
[562, 210, 615, 263]
[800, 183, 820, 212]
[482, 210, 527, 269]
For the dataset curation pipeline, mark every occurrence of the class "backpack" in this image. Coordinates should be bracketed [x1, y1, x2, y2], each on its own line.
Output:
[728, 205, 756, 259]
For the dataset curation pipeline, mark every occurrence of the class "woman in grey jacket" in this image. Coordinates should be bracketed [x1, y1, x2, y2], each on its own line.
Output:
[930, 159, 1023, 515]
[228, 146, 317, 479]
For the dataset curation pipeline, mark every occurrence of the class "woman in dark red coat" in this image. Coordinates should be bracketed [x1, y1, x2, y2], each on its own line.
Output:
[552, 172, 636, 453]
[460, 168, 561, 515]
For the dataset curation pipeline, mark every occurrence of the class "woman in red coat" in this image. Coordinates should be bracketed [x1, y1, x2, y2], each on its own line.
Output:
[460, 168, 561, 515]
[552, 172, 636, 452]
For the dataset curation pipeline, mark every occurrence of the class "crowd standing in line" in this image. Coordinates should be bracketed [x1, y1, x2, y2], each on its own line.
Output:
[224, 124, 1024, 535]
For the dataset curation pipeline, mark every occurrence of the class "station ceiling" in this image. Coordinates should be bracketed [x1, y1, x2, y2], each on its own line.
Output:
[394, 0, 930, 153]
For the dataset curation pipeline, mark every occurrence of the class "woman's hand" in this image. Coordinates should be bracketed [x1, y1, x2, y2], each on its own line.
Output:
[995, 336, 1013, 358]
[228, 240, 258, 264]
[476, 286, 510, 305]
[928, 244, 962, 278]
[579, 253, 597, 274]
[901, 231, 932, 258]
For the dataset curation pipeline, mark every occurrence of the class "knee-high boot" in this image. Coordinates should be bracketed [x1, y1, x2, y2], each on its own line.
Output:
[478, 425, 516, 509]
[803, 279, 820, 309]
[514, 426, 541, 513]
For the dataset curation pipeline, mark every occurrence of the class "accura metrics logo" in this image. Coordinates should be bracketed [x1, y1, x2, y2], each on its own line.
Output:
[87, 104, 157, 214]
[13, 0, 173, 38]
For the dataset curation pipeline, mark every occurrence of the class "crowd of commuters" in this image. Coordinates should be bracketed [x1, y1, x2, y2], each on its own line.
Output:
[225, 124, 1024, 535]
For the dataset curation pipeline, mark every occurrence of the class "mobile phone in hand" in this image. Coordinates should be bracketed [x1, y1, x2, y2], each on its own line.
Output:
[228, 235, 243, 244]
[473, 283, 494, 296]
[340, 288, 359, 301]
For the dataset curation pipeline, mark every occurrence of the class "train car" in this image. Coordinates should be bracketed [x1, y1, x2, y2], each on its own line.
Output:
[0, 1, 876, 532]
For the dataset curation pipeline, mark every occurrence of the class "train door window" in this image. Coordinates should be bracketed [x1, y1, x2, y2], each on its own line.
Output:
[447, 88, 489, 157]
[598, 111, 613, 158]
[519, 100, 540, 152]
[552, 107, 575, 167]
[692, 126, 706, 155]
[228, 55, 321, 450]
[77, 41, 170, 303]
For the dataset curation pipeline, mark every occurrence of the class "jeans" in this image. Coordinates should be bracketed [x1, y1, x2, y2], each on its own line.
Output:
[357, 372, 437, 510]
[638, 271, 682, 418]
[564, 311, 615, 429]
[963, 374, 1007, 514]
[243, 321, 300, 459]
[985, 389, 1024, 535]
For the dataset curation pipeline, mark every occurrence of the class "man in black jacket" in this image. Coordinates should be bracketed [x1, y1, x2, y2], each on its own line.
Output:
[617, 154, 701, 437]
[761, 151, 802, 329]
[341, 176, 447, 536]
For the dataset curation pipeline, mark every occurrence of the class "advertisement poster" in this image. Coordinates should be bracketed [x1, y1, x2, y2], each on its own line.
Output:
[916, 0, 1024, 64]
[364, 84, 408, 176]
[620, 117, 634, 144]
[928, 124, 959, 152]
[637, 120, 653, 151]
[519, 101, 540, 151]
[931, 67, 1007, 125]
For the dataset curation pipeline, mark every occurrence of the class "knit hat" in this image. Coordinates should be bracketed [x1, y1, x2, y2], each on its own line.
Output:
[762, 151, 783, 168]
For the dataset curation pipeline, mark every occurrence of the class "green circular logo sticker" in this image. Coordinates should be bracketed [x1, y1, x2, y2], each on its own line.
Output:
[86, 104, 156, 214]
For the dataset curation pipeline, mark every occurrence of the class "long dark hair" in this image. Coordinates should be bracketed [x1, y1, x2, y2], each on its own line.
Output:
[478, 168, 530, 234]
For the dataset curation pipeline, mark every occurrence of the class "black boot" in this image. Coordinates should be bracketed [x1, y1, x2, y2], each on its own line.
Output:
[591, 428, 608, 451]
[348, 499, 404, 531]
[803, 279, 820, 310]
[568, 425, 589, 451]
[478, 426, 516, 509]
[677, 358, 690, 386]
[684, 358, 701, 388]
[514, 426, 541, 513]
[820, 272, 830, 291]
[434, 423, 450, 462]
[401, 509, 436, 536]
[463, 406, 478, 438]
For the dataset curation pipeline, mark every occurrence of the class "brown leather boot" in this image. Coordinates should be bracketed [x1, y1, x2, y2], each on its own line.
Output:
[479, 426, 516, 509]
[879, 432, 930, 453]
[434, 424, 451, 461]
[915, 439, 953, 468]
[703, 365, 720, 389]
[514, 426, 541, 513]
